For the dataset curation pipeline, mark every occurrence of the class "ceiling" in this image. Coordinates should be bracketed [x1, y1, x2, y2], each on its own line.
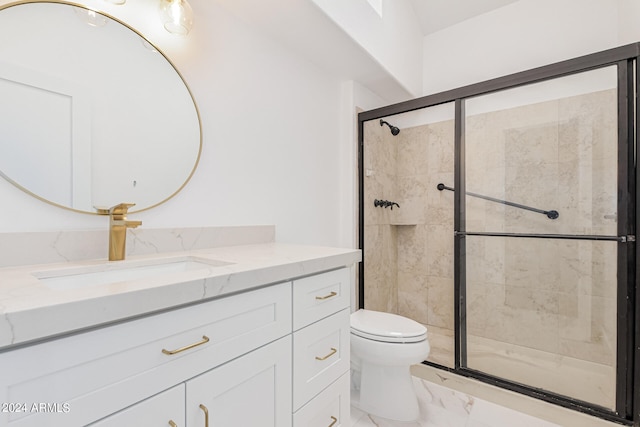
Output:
[408, 0, 520, 35]
[208, 0, 524, 102]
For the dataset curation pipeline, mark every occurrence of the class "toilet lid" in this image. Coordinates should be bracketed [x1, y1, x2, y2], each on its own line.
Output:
[350, 309, 427, 343]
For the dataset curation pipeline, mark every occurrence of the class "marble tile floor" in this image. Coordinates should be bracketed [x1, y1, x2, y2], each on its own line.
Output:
[351, 376, 562, 427]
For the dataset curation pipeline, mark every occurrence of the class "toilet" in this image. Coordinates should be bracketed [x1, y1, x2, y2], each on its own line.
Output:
[350, 309, 430, 422]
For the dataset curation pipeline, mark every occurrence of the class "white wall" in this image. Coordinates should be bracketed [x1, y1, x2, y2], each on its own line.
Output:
[422, 0, 633, 95]
[337, 80, 387, 250]
[618, 0, 640, 45]
[311, 0, 423, 97]
[0, 0, 349, 248]
[4, 0, 638, 250]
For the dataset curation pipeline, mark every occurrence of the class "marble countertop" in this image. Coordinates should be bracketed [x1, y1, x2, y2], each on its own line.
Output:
[0, 243, 361, 351]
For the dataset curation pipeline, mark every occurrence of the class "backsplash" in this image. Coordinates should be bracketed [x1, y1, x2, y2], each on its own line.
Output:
[0, 225, 275, 268]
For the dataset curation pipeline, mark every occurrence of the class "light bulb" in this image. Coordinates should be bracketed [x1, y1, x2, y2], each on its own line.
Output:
[159, 0, 194, 36]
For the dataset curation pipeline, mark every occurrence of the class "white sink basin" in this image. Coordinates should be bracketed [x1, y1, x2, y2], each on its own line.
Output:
[34, 256, 234, 291]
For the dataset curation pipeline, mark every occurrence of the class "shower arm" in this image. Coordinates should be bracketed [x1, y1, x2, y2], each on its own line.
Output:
[437, 183, 559, 220]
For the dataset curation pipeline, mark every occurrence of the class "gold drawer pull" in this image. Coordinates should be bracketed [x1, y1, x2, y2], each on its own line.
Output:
[162, 335, 210, 355]
[315, 291, 337, 300]
[169, 421, 178, 427]
[200, 404, 209, 427]
[315, 347, 337, 361]
[328, 415, 338, 427]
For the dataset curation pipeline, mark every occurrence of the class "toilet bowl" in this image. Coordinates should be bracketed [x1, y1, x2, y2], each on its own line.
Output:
[350, 309, 430, 422]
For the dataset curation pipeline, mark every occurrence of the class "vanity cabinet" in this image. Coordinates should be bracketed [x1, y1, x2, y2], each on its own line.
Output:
[89, 385, 185, 427]
[292, 268, 351, 427]
[186, 336, 292, 427]
[0, 267, 352, 427]
[92, 337, 292, 427]
[0, 281, 292, 427]
[293, 372, 350, 427]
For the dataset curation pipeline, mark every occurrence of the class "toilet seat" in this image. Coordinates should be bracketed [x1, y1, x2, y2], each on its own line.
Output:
[351, 309, 427, 343]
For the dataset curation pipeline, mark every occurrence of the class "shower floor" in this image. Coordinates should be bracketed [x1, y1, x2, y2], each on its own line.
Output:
[424, 325, 615, 410]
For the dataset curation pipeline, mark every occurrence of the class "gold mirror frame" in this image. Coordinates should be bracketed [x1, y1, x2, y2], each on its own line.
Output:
[0, 0, 202, 214]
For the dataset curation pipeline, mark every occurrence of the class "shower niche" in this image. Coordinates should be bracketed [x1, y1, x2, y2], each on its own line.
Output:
[359, 44, 637, 425]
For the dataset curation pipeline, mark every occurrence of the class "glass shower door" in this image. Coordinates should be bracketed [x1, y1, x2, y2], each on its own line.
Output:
[462, 65, 621, 409]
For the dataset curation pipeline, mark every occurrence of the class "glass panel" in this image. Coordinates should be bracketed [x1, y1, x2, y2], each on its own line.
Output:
[362, 103, 455, 367]
[464, 66, 618, 236]
[463, 66, 619, 409]
[466, 236, 617, 409]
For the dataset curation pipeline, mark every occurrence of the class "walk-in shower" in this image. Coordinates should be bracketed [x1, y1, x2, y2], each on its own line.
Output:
[358, 43, 640, 426]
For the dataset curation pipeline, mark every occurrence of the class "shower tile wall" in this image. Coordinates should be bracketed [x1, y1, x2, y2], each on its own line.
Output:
[363, 121, 399, 314]
[364, 117, 455, 367]
[363, 88, 617, 407]
[396, 121, 455, 367]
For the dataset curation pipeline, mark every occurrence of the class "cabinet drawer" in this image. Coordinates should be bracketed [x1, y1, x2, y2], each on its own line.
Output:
[293, 268, 350, 330]
[293, 308, 350, 410]
[293, 372, 350, 427]
[89, 384, 185, 426]
[0, 282, 291, 427]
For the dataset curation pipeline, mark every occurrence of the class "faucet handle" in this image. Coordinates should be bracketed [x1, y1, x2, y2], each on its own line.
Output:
[109, 202, 136, 215]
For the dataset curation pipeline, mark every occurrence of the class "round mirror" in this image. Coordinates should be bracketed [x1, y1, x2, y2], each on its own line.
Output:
[0, 1, 202, 213]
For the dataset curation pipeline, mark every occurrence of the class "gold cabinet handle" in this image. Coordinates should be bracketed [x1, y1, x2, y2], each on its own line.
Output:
[168, 421, 178, 427]
[315, 291, 337, 300]
[328, 415, 338, 427]
[315, 347, 337, 361]
[162, 335, 210, 355]
[199, 404, 209, 427]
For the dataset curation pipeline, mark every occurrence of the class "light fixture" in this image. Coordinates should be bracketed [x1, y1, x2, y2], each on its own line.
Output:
[159, 0, 194, 36]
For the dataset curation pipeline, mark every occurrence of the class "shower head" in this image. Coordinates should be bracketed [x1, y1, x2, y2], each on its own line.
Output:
[380, 119, 400, 136]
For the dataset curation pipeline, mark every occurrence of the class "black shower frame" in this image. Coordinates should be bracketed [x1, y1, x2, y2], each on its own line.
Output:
[357, 42, 640, 426]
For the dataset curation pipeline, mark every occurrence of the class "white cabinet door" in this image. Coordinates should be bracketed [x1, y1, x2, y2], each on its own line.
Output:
[186, 336, 292, 427]
[88, 384, 185, 427]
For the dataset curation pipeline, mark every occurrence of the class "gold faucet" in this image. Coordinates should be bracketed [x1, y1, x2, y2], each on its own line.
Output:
[101, 203, 142, 261]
